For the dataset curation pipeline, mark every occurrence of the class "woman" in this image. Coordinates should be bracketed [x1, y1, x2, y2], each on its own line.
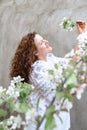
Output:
[10, 21, 86, 130]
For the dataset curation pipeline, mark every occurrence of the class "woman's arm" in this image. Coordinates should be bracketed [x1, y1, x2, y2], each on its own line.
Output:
[65, 20, 87, 60]
[72, 20, 87, 61]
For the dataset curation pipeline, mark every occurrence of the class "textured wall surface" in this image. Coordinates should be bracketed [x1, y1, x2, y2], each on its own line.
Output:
[0, 0, 87, 130]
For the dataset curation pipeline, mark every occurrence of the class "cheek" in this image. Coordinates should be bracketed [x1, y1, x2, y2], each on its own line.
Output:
[38, 45, 47, 52]
[38, 47, 47, 54]
[36, 46, 45, 54]
[41, 44, 46, 48]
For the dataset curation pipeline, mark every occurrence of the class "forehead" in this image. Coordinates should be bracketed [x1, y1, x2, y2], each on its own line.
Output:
[34, 34, 43, 42]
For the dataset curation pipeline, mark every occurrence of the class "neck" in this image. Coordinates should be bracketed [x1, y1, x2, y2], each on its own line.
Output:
[38, 55, 47, 61]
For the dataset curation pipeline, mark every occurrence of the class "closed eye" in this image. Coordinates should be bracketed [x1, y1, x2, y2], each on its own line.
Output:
[39, 39, 44, 45]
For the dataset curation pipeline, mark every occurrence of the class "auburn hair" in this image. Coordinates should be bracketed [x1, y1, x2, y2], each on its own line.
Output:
[10, 32, 38, 83]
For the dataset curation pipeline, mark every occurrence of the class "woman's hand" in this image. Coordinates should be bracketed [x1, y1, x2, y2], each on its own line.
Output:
[76, 20, 86, 34]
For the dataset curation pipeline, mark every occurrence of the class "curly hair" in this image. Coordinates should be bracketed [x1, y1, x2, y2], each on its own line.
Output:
[10, 32, 38, 83]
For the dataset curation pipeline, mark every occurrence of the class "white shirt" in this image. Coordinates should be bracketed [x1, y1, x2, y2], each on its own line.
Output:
[26, 53, 70, 130]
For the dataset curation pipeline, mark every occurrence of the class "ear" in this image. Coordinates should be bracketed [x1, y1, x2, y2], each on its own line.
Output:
[34, 51, 39, 56]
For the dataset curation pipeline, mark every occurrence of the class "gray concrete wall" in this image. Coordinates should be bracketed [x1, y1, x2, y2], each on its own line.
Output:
[0, 0, 87, 130]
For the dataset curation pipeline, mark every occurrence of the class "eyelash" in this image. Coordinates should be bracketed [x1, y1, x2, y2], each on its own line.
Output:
[40, 39, 46, 45]
[40, 41, 43, 45]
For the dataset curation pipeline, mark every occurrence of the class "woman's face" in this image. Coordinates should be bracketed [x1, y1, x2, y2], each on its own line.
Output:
[34, 34, 52, 60]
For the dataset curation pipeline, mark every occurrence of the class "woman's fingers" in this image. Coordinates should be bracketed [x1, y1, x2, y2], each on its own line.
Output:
[76, 20, 86, 34]
[76, 20, 85, 23]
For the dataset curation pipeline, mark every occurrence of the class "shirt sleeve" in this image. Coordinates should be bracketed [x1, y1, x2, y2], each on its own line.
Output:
[29, 62, 56, 116]
[30, 62, 56, 106]
[47, 53, 70, 69]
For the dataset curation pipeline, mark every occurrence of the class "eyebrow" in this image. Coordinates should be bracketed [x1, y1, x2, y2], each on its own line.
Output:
[40, 39, 44, 43]
[41, 39, 43, 42]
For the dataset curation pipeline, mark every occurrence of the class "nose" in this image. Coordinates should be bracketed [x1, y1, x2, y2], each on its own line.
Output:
[46, 41, 50, 47]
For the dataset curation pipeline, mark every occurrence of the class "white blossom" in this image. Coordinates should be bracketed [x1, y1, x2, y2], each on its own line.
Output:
[77, 31, 87, 45]
[14, 91, 20, 98]
[70, 84, 86, 100]
[12, 115, 22, 129]
[6, 115, 15, 126]
[25, 108, 37, 124]
[7, 115, 22, 129]
[75, 48, 84, 56]
[0, 121, 3, 125]
[10, 82, 16, 88]
[6, 86, 19, 99]
[54, 67, 63, 83]
[11, 75, 24, 84]
[0, 86, 6, 99]
[31, 84, 35, 89]
[82, 63, 87, 71]
[65, 49, 75, 58]
[6, 86, 15, 96]
[0, 86, 6, 94]
[59, 17, 75, 31]
[61, 99, 73, 111]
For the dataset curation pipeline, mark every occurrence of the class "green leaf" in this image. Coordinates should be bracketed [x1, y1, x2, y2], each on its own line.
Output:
[83, 55, 87, 62]
[56, 84, 62, 91]
[48, 70, 54, 75]
[56, 91, 64, 100]
[16, 82, 32, 102]
[36, 97, 40, 109]
[65, 73, 77, 86]
[0, 100, 4, 106]
[23, 82, 32, 95]
[63, 67, 74, 78]
[54, 64, 58, 69]
[63, 20, 68, 29]
[64, 91, 73, 101]
[65, 84, 74, 91]
[15, 102, 29, 113]
[45, 115, 56, 130]
[71, 21, 76, 27]
[0, 109, 7, 117]
[0, 125, 4, 130]
[45, 105, 56, 130]
[45, 105, 55, 118]
[19, 91, 27, 102]
[6, 97, 15, 113]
